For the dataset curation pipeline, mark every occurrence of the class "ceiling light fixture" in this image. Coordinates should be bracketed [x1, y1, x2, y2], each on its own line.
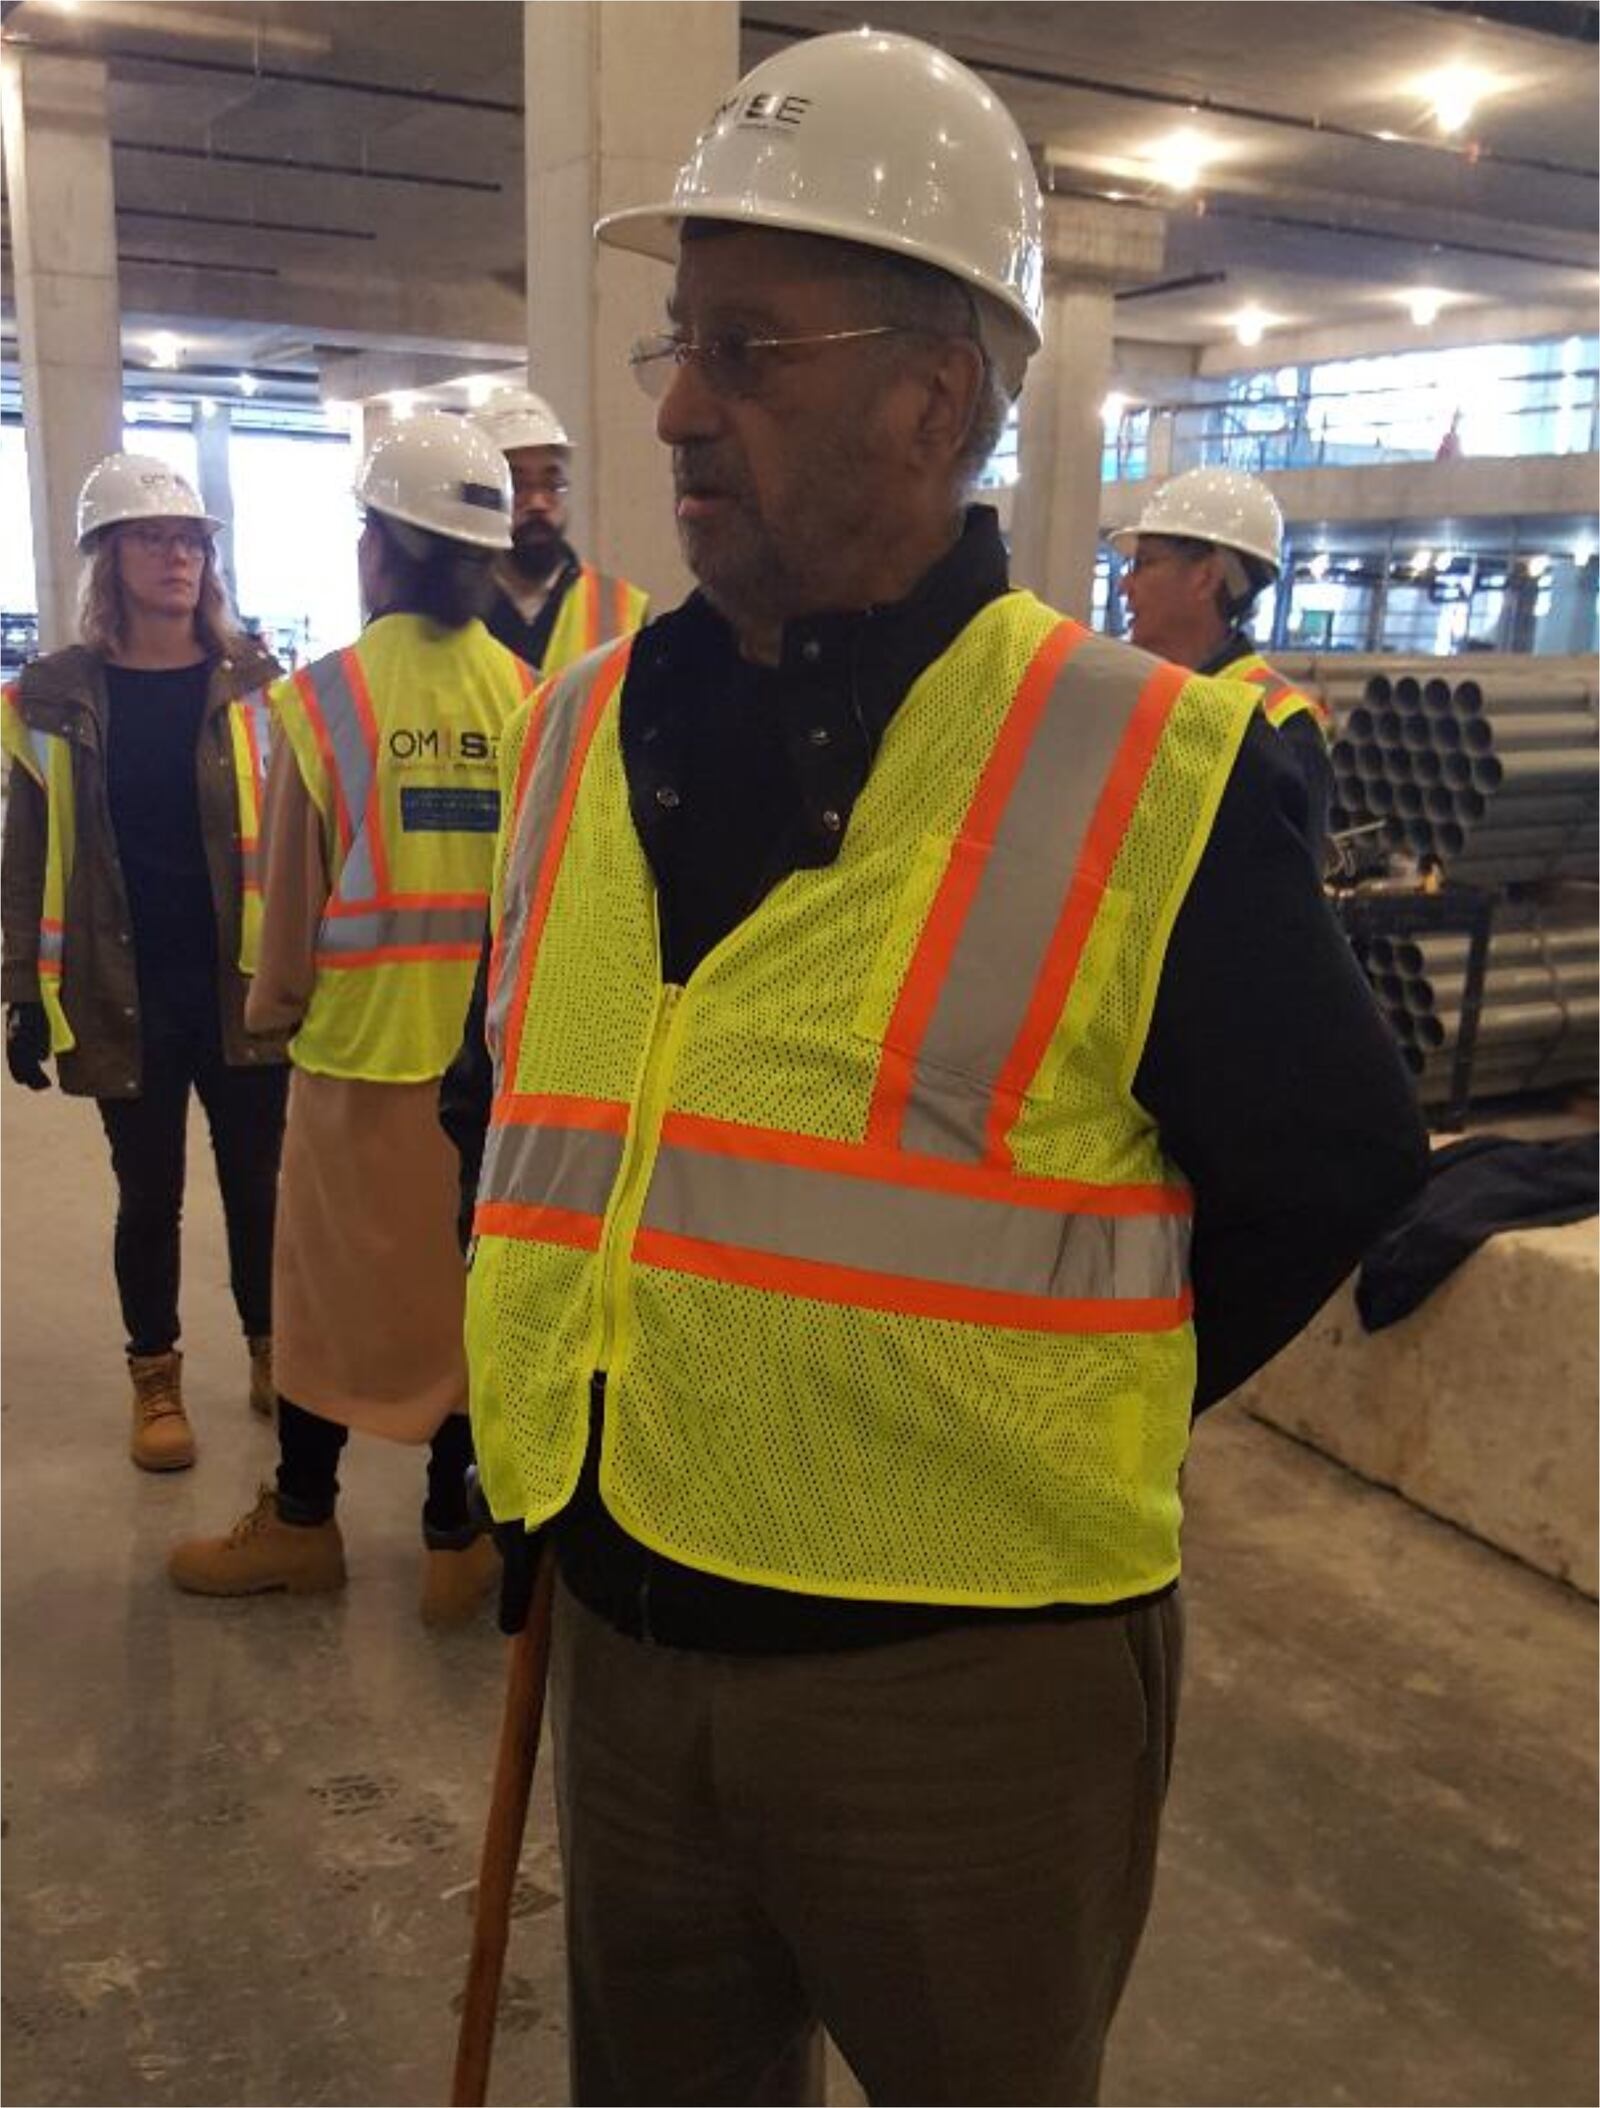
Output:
[236, 371, 259, 397]
[147, 332, 183, 370]
[1141, 127, 1216, 193]
[1412, 549, 1435, 572]
[1420, 65, 1492, 135]
[1232, 306, 1271, 348]
[464, 375, 500, 408]
[1405, 287, 1447, 327]
[388, 391, 416, 421]
[1307, 552, 1331, 581]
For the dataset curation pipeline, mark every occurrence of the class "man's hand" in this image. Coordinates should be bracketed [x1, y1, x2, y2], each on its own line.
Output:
[5, 1002, 51, 1090]
[467, 1465, 542, 1635]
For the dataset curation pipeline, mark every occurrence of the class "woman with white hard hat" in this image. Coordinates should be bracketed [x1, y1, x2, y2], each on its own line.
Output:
[1, 452, 288, 1473]
[169, 411, 536, 1625]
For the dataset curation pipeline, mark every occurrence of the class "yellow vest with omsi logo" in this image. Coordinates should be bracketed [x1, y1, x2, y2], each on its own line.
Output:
[1217, 644, 1330, 738]
[1, 677, 273, 1054]
[466, 594, 1255, 1606]
[542, 564, 650, 676]
[271, 613, 534, 1082]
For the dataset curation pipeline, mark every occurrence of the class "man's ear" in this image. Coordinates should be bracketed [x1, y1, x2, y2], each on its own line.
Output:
[909, 336, 987, 469]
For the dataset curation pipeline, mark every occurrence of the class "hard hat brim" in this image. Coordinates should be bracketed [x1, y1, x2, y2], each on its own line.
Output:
[596, 199, 1043, 354]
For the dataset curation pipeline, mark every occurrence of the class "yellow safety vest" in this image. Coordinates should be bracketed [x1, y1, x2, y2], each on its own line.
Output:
[271, 613, 534, 1083]
[1216, 644, 1330, 736]
[0, 673, 272, 1055]
[542, 564, 650, 676]
[466, 592, 1256, 1607]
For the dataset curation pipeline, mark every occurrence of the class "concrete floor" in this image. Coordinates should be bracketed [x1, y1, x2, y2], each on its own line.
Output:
[3, 1079, 1595, 2108]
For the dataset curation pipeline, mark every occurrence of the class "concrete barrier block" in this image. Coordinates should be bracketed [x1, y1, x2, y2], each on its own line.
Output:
[1234, 1220, 1598, 1596]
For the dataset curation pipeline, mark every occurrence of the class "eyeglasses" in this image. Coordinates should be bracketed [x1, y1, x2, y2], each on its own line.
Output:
[628, 324, 908, 401]
[514, 473, 570, 501]
[124, 524, 210, 558]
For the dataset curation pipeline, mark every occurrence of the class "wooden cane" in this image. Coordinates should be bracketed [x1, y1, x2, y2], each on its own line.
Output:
[451, 1541, 557, 2107]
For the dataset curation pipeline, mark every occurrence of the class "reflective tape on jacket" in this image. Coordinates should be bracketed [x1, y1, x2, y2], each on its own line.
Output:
[1219, 648, 1330, 734]
[317, 898, 492, 964]
[541, 565, 650, 677]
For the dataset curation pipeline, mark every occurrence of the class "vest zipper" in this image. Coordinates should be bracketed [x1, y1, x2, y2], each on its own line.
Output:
[594, 980, 684, 1379]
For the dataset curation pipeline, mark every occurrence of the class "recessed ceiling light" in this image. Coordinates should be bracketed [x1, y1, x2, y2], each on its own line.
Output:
[1308, 552, 1331, 581]
[148, 332, 183, 370]
[1420, 65, 1494, 135]
[1404, 287, 1449, 327]
[1232, 306, 1271, 348]
[1141, 128, 1217, 193]
[236, 371, 259, 397]
[464, 375, 499, 407]
[388, 391, 416, 421]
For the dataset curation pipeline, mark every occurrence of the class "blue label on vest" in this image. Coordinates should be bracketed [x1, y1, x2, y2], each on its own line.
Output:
[400, 787, 500, 833]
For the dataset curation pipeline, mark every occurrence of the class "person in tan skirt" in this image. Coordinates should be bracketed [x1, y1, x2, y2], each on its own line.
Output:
[168, 413, 536, 1624]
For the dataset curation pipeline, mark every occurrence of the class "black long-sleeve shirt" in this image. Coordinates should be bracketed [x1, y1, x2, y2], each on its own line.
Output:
[442, 508, 1427, 1651]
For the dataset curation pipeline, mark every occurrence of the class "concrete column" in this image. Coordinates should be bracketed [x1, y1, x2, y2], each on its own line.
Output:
[1009, 198, 1165, 621]
[1, 50, 123, 651]
[193, 404, 237, 601]
[524, 0, 738, 610]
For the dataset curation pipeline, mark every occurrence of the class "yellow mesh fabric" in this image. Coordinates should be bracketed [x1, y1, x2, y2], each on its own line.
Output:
[468, 601, 1249, 1600]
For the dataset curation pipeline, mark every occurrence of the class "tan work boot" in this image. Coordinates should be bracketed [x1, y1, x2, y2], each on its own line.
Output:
[247, 1335, 275, 1419]
[129, 1350, 195, 1473]
[167, 1483, 346, 1598]
[419, 1530, 499, 1628]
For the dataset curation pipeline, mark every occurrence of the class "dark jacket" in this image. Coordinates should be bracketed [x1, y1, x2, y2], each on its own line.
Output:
[1, 641, 290, 1097]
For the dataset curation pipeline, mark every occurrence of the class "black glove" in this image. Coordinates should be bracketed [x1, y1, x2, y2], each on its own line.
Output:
[5, 1002, 51, 1091]
[467, 1465, 543, 1636]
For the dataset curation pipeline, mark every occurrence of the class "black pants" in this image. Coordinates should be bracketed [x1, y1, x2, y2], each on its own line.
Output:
[95, 975, 287, 1359]
[276, 1398, 475, 1538]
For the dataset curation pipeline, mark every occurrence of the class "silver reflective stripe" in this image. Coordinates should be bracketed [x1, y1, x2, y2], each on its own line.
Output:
[901, 631, 1154, 1161]
[240, 848, 261, 886]
[38, 927, 64, 963]
[488, 670, 600, 1056]
[478, 1118, 624, 1221]
[27, 728, 54, 781]
[237, 688, 273, 775]
[318, 903, 487, 954]
[641, 1144, 1189, 1304]
[306, 652, 378, 900]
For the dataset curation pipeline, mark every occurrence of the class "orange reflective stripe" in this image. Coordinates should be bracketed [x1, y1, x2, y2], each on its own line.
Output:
[513, 655, 538, 698]
[501, 646, 629, 1085]
[493, 1090, 630, 1132]
[316, 943, 482, 969]
[294, 665, 355, 858]
[866, 619, 1088, 1147]
[338, 645, 392, 896]
[660, 1109, 1188, 1217]
[473, 1200, 604, 1250]
[983, 656, 1188, 1168]
[633, 1227, 1193, 1336]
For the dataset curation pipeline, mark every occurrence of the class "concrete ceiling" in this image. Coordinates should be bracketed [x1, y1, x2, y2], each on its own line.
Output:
[1, 0, 1595, 398]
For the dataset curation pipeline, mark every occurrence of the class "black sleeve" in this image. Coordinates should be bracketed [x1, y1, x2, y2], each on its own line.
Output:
[1133, 715, 1428, 1414]
[438, 926, 494, 1255]
[1274, 711, 1334, 875]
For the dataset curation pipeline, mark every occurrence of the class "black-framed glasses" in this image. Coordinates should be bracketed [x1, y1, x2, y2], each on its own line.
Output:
[628, 324, 908, 402]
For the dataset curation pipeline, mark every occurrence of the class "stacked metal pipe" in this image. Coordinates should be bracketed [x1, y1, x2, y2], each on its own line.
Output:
[1362, 915, 1598, 1105]
[1328, 657, 1598, 886]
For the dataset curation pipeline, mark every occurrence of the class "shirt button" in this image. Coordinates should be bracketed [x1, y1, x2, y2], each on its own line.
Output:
[656, 785, 680, 810]
[820, 808, 842, 833]
[118, 931, 130, 946]
[808, 726, 831, 748]
[800, 639, 821, 664]
[122, 1005, 135, 1018]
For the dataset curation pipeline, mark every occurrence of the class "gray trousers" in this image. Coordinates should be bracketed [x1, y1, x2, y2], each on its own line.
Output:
[549, 1578, 1183, 2106]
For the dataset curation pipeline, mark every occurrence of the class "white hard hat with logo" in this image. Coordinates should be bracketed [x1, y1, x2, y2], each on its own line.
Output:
[76, 453, 221, 552]
[595, 28, 1044, 394]
[473, 386, 571, 456]
[1109, 467, 1286, 579]
[355, 412, 512, 551]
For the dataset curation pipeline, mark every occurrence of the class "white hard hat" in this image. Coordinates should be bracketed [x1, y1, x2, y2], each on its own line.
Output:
[76, 452, 220, 552]
[473, 386, 571, 455]
[1108, 467, 1285, 579]
[596, 28, 1044, 392]
[355, 412, 512, 551]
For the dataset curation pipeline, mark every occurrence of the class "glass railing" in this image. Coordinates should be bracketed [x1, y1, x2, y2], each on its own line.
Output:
[1107, 368, 1600, 481]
